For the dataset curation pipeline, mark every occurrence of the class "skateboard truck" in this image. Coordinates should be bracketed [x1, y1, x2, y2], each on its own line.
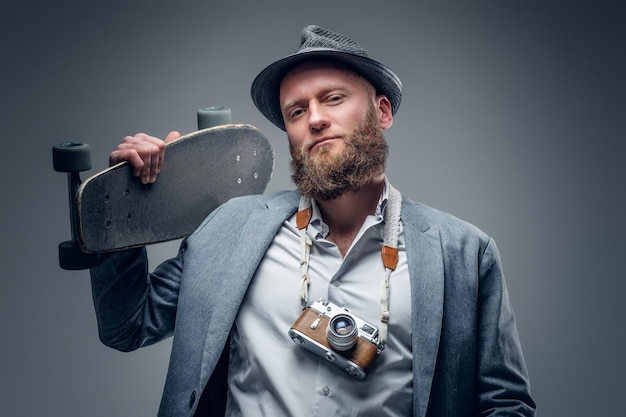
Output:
[54, 106, 234, 270]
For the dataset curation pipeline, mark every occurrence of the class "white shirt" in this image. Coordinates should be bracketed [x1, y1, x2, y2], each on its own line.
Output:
[226, 183, 412, 416]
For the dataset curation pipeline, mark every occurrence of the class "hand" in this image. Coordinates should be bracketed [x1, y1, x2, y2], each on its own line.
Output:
[109, 131, 180, 184]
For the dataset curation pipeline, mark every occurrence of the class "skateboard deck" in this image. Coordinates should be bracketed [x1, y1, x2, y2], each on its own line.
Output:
[76, 124, 273, 253]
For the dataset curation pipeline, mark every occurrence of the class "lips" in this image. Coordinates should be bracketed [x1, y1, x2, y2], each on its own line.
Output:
[309, 136, 340, 151]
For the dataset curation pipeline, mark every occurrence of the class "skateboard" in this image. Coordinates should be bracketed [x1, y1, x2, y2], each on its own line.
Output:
[54, 118, 274, 270]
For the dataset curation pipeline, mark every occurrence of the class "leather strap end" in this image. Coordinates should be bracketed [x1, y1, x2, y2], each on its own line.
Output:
[381, 245, 399, 270]
[296, 208, 312, 230]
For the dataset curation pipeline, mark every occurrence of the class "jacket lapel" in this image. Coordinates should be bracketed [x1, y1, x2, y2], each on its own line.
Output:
[401, 200, 445, 417]
[198, 192, 300, 384]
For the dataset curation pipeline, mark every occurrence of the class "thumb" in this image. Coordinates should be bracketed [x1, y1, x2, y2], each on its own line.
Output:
[164, 131, 181, 144]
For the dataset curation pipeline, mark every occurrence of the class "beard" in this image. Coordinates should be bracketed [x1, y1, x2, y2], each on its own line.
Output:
[289, 105, 388, 201]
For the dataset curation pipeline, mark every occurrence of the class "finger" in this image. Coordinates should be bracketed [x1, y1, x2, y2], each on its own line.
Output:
[142, 151, 154, 184]
[147, 144, 163, 184]
[155, 131, 179, 175]
[148, 131, 181, 181]
[131, 135, 160, 184]
[110, 149, 145, 178]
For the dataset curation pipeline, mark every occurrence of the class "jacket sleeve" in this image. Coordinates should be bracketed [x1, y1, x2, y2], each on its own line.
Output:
[89, 240, 186, 352]
[475, 237, 536, 416]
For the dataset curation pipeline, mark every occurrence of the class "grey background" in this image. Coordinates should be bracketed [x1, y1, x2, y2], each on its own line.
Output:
[2, 1, 624, 416]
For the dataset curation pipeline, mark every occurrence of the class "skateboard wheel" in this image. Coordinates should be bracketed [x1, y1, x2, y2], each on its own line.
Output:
[197, 106, 232, 129]
[52, 143, 92, 172]
[58, 240, 98, 270]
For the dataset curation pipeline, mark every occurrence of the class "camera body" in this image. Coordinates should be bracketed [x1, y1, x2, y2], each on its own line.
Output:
[288, 299, 383, 379]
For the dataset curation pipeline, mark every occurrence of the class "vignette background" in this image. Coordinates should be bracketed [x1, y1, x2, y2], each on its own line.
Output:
[2, 1, 624, 416]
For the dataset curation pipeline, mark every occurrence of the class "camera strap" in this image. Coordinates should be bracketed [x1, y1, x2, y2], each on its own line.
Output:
[296, 182, 402, 349]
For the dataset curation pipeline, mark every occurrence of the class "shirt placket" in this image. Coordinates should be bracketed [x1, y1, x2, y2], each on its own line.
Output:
[307, 214, 384, 416]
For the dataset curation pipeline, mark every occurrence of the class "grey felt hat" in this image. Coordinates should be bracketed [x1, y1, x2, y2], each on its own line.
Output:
[251, 25, 402, 130]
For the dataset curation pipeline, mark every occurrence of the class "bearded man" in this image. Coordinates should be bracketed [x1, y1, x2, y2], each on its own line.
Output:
[91, 25, 536, 417]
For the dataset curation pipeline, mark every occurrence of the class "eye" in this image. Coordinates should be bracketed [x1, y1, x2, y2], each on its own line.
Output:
[288, 107, 306, 120]
[326, 94, 344, 104]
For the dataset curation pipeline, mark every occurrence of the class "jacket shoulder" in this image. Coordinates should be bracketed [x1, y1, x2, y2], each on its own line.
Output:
[226, 190, 300, 209]
[186, 191, 300, 241]
[401, 197, 490, 243]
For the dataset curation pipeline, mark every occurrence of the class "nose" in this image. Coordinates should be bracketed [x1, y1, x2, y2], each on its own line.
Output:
[308, 102, 330, 132]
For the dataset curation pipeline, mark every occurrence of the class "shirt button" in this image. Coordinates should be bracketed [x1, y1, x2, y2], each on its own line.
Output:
[322, 386, 331, 396]
[333, 280, 341, 287]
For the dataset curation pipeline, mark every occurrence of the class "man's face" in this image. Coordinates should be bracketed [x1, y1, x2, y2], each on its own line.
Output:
[279, 62, 393, 200]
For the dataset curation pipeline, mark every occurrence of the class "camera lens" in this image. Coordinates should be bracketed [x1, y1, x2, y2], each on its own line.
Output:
[327, 314, 358, 351]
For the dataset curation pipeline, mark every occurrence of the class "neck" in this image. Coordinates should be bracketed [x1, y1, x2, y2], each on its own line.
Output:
[314, 174, 385, 256]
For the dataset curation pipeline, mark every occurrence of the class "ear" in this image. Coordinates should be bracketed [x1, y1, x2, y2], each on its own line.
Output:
[375, 95, 394, 130]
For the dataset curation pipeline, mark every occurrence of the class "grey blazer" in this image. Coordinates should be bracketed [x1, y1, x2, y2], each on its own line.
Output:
[90, 191, 535, 417]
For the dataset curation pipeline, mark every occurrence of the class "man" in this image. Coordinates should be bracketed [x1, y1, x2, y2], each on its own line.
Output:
[92, 25, 536, 416]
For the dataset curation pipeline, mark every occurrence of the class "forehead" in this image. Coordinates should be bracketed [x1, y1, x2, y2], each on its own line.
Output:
[279, 60, 373, 96]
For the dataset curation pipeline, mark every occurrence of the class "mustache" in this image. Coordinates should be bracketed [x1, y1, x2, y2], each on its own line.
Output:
[289, 134, 346, 157]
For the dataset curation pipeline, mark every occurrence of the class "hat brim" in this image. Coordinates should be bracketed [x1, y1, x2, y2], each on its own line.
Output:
[251, 48, 402, 130]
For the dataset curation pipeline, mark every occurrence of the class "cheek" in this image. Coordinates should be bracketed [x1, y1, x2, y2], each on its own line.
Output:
[341, 104, 371, 131]
[286, 128, 307, 150]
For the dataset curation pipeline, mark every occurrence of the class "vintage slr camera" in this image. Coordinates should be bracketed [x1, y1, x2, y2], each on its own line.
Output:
[288, 299, 384, 379]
